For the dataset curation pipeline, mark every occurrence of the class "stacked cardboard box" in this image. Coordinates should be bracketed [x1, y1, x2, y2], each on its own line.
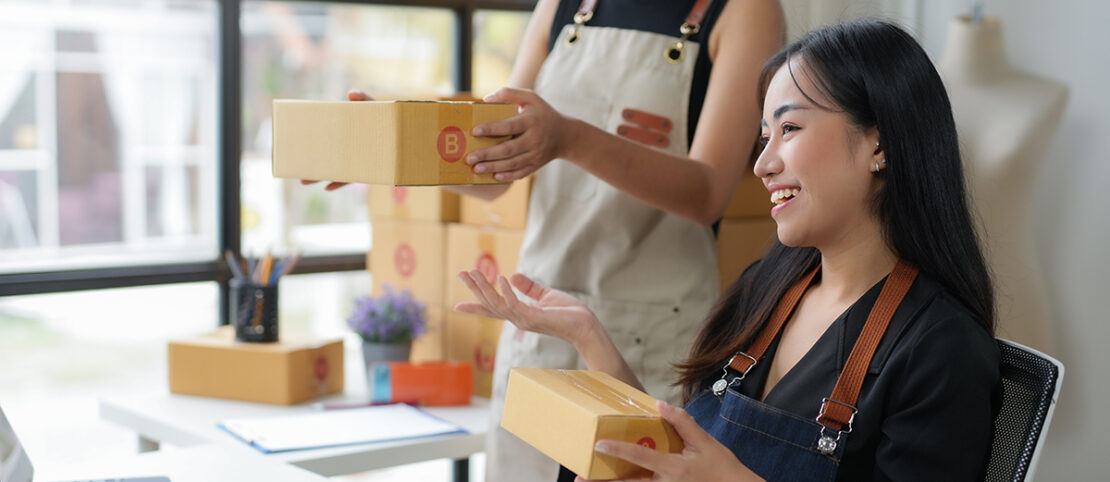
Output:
[368, 186, 458, 362]
[718, 174, 778, 292]
[444, 179, 531, 397]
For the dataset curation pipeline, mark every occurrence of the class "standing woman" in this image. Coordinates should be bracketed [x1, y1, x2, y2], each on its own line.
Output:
[458, 19, 1001, 480]
[459, 0, 785, 480]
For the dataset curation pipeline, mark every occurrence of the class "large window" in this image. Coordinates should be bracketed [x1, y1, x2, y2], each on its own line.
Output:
[0, 0, 219, 273]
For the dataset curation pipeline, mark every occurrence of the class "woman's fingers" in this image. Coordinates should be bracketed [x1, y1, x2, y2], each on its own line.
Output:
[457, 271, 498, 313]
[347, 89, 373, 101]
[657, 401, 713, 447]
[453, 302, 497, 318]
[593, 440, 667, 475]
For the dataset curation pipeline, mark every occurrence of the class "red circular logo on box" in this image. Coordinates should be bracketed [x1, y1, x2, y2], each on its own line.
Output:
[437, 126, 466, 162]
[475, 252, 498, 285]
[391, 186, 408, 204]
[395, 243, 416, 278]
[314, 357, 329, 382]
[474, 340, 496, 372]
[637, 437, 656, 449]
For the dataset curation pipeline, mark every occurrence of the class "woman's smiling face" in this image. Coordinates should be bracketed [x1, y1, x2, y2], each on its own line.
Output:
[754, 58, 886, 252]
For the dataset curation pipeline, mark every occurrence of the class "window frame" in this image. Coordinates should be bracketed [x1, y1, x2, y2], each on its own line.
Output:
[0, 0, 537, 325]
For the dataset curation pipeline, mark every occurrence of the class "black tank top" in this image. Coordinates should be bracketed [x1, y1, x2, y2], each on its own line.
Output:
[546, 0, 728, 147]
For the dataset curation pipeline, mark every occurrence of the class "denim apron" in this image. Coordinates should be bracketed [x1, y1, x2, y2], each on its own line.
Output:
[487, 1, 719, 480]
[685, 261, 919, 481]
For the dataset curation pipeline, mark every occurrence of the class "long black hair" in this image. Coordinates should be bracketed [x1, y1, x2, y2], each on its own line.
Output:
[677, 19, 995, 401]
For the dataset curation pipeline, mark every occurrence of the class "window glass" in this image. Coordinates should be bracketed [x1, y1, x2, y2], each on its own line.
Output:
[0, 0, 219, 273]
[472, 9, 531, 97]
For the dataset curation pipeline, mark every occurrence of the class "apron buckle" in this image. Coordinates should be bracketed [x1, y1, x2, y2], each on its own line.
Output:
[815, 397, 858, 455]
[712, 352, 757, 396]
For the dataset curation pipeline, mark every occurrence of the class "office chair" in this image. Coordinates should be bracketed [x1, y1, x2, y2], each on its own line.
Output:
[983, 338, 1064, 482]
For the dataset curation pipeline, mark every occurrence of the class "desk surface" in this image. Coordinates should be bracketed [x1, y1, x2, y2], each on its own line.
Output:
[99, 392, 489, 477]
[39, 443, 327, 482]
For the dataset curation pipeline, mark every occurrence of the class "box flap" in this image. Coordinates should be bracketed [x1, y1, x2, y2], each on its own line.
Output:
[515, 368, 659, 418]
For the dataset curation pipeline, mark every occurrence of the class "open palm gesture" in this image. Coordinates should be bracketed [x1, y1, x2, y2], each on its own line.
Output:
[454, 270, 598, 348]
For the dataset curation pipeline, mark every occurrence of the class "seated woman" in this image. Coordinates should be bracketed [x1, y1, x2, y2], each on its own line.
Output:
[456, 19, 1000, 482]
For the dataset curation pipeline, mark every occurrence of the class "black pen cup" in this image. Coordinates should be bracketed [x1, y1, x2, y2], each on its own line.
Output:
[230, 278, 279, 342]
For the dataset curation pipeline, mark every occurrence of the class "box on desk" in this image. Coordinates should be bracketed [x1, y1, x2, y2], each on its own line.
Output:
[370, 217, 446, 304]
[445, 223, 524, 308]
[501, 368, 683, 480]
[168, 326, 344, 405]
[368, 185, 460, 222]
[459, 178, 531, 229]
[272, 100, 517, 186]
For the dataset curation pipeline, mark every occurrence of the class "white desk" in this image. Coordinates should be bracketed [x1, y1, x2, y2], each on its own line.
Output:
[99, 392, 489, 479]
[39, 443, 327, 482]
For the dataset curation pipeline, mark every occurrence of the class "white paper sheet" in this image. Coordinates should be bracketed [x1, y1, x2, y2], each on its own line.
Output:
[218, 404, 466, 453]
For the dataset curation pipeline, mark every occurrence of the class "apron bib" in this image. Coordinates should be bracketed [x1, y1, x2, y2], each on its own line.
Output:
[486, 2, 719, 480]
[686, 261, 919, 481]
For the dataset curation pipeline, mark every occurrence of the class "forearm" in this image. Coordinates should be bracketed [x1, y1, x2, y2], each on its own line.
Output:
[574, 321, 645, 392]
[561, 118, 737, 226]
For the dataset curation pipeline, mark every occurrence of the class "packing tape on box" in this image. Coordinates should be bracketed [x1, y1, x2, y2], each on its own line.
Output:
[557, 370, 656, 415]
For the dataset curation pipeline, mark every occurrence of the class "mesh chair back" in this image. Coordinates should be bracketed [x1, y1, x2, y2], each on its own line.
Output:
[984, 339, 1063, 482]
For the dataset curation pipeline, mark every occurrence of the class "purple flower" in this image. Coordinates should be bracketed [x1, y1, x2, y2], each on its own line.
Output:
[346, 283, 428, 343]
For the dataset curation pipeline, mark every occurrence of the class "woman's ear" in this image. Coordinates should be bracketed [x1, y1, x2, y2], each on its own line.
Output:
[869, 129, 886, 173]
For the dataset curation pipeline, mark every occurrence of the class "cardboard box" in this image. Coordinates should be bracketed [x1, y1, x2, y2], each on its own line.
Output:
[501, 368, 683, 480]
[459, 177, 531, 229]
[370, 218, 446, 304]
[723, 173, 773, 219]
[272, 100, 517, 186]
[168, 326, 344, 405]
[368, 185, 460, 222]
[445, 310, 504, 398]
[410, 305, 445, 362]
[717, 218, 777, 292]
[445, 223, 525, 308]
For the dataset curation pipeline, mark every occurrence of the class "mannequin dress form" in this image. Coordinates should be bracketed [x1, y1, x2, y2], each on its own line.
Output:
[939, 16, 1068, 353]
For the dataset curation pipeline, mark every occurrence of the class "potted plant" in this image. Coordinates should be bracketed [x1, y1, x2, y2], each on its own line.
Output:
[346, 284, 428, 366]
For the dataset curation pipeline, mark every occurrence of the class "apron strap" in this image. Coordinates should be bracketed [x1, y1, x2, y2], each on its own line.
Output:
[818, 261, 918, 431]
[573, 0, 714, 33]
[727, 264, 820, 374]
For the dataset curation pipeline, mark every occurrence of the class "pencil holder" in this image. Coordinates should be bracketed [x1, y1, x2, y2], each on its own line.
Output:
[231, 278, 279, 342]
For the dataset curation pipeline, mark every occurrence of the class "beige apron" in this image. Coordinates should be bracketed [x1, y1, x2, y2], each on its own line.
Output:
[486, 5, 719, 481]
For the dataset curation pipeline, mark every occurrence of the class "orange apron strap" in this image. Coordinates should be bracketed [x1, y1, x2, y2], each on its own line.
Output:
[817, 261, 919, 431]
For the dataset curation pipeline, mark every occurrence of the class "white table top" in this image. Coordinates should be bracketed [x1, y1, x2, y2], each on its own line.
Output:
[38, 443, 327, 482]
[99, 391, 490, 477]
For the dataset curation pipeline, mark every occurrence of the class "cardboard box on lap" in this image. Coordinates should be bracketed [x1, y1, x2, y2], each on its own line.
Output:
[168, 326, 344, 405]
[370, 217, 446, 304]
[368, 185, 460, 222]
[272, 100, 516, 186]
[501, 368, 683, 480]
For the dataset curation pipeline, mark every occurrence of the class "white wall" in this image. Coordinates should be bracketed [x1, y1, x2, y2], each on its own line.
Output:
[915, 1, 1109, 479]
[783, 0, 1108, 478]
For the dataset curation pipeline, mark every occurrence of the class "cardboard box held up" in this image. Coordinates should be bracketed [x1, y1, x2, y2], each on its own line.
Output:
[370, 217, 446, 304]
[502, 368, 683, 480]
[368, 185, 460, 222]
[272, 100, 516, 186]
[168, 327, 344, 405]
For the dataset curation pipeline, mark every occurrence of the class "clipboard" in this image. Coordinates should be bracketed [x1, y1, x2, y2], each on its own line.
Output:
[218, 403, 466, 453]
